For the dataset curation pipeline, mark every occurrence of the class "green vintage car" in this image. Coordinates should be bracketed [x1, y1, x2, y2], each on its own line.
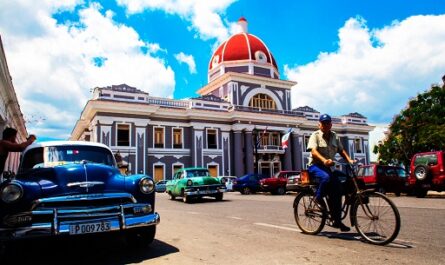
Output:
[166, 167, 226, 203]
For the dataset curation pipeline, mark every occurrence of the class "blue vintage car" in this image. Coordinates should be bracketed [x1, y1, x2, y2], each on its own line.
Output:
[0, 141, 160, 250]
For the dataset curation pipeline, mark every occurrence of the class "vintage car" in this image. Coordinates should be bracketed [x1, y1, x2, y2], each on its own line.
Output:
[166, 167, 226, 203]
[0, 141, 160, 250]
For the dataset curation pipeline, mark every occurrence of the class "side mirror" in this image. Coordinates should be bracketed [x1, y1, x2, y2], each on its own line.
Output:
[2, 171, 16, 181]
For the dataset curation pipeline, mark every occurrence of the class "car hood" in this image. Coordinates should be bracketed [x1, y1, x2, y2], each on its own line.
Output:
[190, 177, 221, 185]
[17, 163, 125, 197]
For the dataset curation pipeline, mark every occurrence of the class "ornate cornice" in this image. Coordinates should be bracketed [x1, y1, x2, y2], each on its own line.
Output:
[197, 72, 297, 95]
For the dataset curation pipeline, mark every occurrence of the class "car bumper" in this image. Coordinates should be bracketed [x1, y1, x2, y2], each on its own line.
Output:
[286, 184, 304, 191]
[184, 189, 226, 196]
[0, 204, 160, 240]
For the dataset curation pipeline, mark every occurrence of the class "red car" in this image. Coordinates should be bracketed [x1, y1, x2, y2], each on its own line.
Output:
[407, 151, 445, 198]
[356, 164, 407, 196]
[260, 171, 300, 195]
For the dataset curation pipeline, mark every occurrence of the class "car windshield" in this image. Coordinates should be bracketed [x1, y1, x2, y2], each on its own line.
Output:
[185, 169, 209, 177]
[20, 145, 115, 171]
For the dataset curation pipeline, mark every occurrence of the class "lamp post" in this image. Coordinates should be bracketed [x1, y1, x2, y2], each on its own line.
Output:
[253, 128, 259, 174]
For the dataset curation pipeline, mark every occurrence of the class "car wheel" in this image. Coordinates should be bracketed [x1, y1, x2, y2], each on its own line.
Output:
[414, 165, 429, 181]
[168, 192, 176, 200]
[276, 186, 286, 195]
[242, 187, 251, 195]
[125, 226, 156, 248]
[215, 193, 223, 201]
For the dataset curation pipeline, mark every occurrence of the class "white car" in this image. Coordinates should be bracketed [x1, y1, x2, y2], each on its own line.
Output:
[221, 176, 237, 191]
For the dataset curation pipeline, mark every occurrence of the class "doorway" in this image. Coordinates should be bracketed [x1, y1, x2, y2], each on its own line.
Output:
[154, 165, 164, 182]
[208, 165, 218, 177]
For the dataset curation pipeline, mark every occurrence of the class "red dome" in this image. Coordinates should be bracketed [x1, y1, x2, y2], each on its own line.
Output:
[209, 33, 278, 71]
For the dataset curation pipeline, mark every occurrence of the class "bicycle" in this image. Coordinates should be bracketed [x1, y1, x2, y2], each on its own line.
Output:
[293, 163, 401, 245]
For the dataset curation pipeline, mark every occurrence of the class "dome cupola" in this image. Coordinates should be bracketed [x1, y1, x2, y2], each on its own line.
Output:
[208, 17, 279, 81]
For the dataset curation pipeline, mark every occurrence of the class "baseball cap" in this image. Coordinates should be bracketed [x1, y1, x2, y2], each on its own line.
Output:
[319, 114, 332, 122]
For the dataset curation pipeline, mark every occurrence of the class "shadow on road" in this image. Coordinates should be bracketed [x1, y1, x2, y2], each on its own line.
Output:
[1, 234, 179, 265]
[317, 231, 413, 248]
[170, 197, 232, 204]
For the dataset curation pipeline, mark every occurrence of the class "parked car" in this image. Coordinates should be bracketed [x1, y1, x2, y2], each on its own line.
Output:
[166, 167, 226, 203]
[220, 176, 237, 191]
[260, 171, 300, 195]
[407, 151, 445, 198]
[155, 180, 168, 193]
[356, 164, 407, 196]
[232, 173, 268, 194]
[286, 171, 301, 191]
[0, 141, 160, 251]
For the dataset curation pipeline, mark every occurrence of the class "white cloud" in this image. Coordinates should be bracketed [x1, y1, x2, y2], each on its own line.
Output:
[285, 15, 445, 124]
[0, 1, 175, 139]
[116, 0, 237, 42]
[174, 52, 196, 74]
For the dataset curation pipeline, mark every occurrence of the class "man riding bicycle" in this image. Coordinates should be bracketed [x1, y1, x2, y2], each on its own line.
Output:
[307, 114, 355, 232]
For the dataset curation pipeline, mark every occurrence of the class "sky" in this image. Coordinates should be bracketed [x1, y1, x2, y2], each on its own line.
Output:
[0, 0, 444, 160]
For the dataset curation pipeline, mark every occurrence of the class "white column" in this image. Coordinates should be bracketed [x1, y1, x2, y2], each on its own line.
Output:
[136, 127, 146, 174]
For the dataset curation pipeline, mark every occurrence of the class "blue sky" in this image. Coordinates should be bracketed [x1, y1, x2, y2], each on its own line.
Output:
[0, 0, 444, 155]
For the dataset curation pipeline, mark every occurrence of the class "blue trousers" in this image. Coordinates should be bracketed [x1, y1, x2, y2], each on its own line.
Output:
[308, 164, 345, 223]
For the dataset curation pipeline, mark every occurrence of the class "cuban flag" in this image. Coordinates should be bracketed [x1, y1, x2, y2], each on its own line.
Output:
[281, 128, 292, 149]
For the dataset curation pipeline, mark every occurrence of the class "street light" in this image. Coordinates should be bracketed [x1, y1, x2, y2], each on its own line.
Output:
[252, 127, 259, 174]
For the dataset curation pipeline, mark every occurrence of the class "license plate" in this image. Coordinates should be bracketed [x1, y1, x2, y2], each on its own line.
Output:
[69, 221, 111, 235]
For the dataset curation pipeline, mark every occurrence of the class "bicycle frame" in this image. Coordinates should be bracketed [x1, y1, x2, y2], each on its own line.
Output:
[311, 164, 377, 226]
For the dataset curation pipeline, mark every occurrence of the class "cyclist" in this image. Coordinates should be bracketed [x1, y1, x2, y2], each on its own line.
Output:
[307, 114, 355, 232]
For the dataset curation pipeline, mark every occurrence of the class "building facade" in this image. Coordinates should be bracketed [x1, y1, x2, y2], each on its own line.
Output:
[71, 18, 373, 182]
[0, 35, 29, 173]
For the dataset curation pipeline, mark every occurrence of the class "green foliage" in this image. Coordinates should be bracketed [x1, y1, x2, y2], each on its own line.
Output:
[375, 84, 445, 166]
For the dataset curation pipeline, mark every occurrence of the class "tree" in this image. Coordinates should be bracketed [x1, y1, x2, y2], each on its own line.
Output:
[375, 83, 445, 166]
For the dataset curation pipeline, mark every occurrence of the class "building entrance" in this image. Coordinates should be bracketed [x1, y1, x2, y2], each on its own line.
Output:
[258, 159, 281, 177]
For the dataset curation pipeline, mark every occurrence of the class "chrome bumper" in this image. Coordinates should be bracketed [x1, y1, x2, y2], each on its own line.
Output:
[0, 204, 160, 240]
[286, 184, 304, 191]
[184, 188, 226, 196]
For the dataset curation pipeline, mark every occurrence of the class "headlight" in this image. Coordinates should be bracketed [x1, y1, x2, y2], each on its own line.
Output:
[1, 184, 23, 203]
[139, 178, 154, 194]
[187, 179, 193, 186]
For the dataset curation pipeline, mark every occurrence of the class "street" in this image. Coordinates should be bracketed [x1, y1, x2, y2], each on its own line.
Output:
[2, 192, 445, 265]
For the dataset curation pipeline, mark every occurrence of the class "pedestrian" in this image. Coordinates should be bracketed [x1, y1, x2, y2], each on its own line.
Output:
[306, 114, 355, 232]
[0, 127, 36, 173]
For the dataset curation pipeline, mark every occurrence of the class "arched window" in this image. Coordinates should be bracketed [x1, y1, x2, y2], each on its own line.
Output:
[249, 93, 276, 110]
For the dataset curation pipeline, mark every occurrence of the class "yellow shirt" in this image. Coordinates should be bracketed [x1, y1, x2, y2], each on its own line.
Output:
[307, 130, 344, 166]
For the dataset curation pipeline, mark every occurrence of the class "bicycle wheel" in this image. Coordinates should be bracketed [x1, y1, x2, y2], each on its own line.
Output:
[352, 192, 401, 245]
[293, 191, 326, 235]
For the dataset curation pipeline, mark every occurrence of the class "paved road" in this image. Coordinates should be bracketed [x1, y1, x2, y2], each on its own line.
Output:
[2, 192, 445, 265]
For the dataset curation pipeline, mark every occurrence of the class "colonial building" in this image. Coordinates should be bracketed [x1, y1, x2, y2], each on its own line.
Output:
[0, 35, 29, 173]
[71, 18, 373, 182]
